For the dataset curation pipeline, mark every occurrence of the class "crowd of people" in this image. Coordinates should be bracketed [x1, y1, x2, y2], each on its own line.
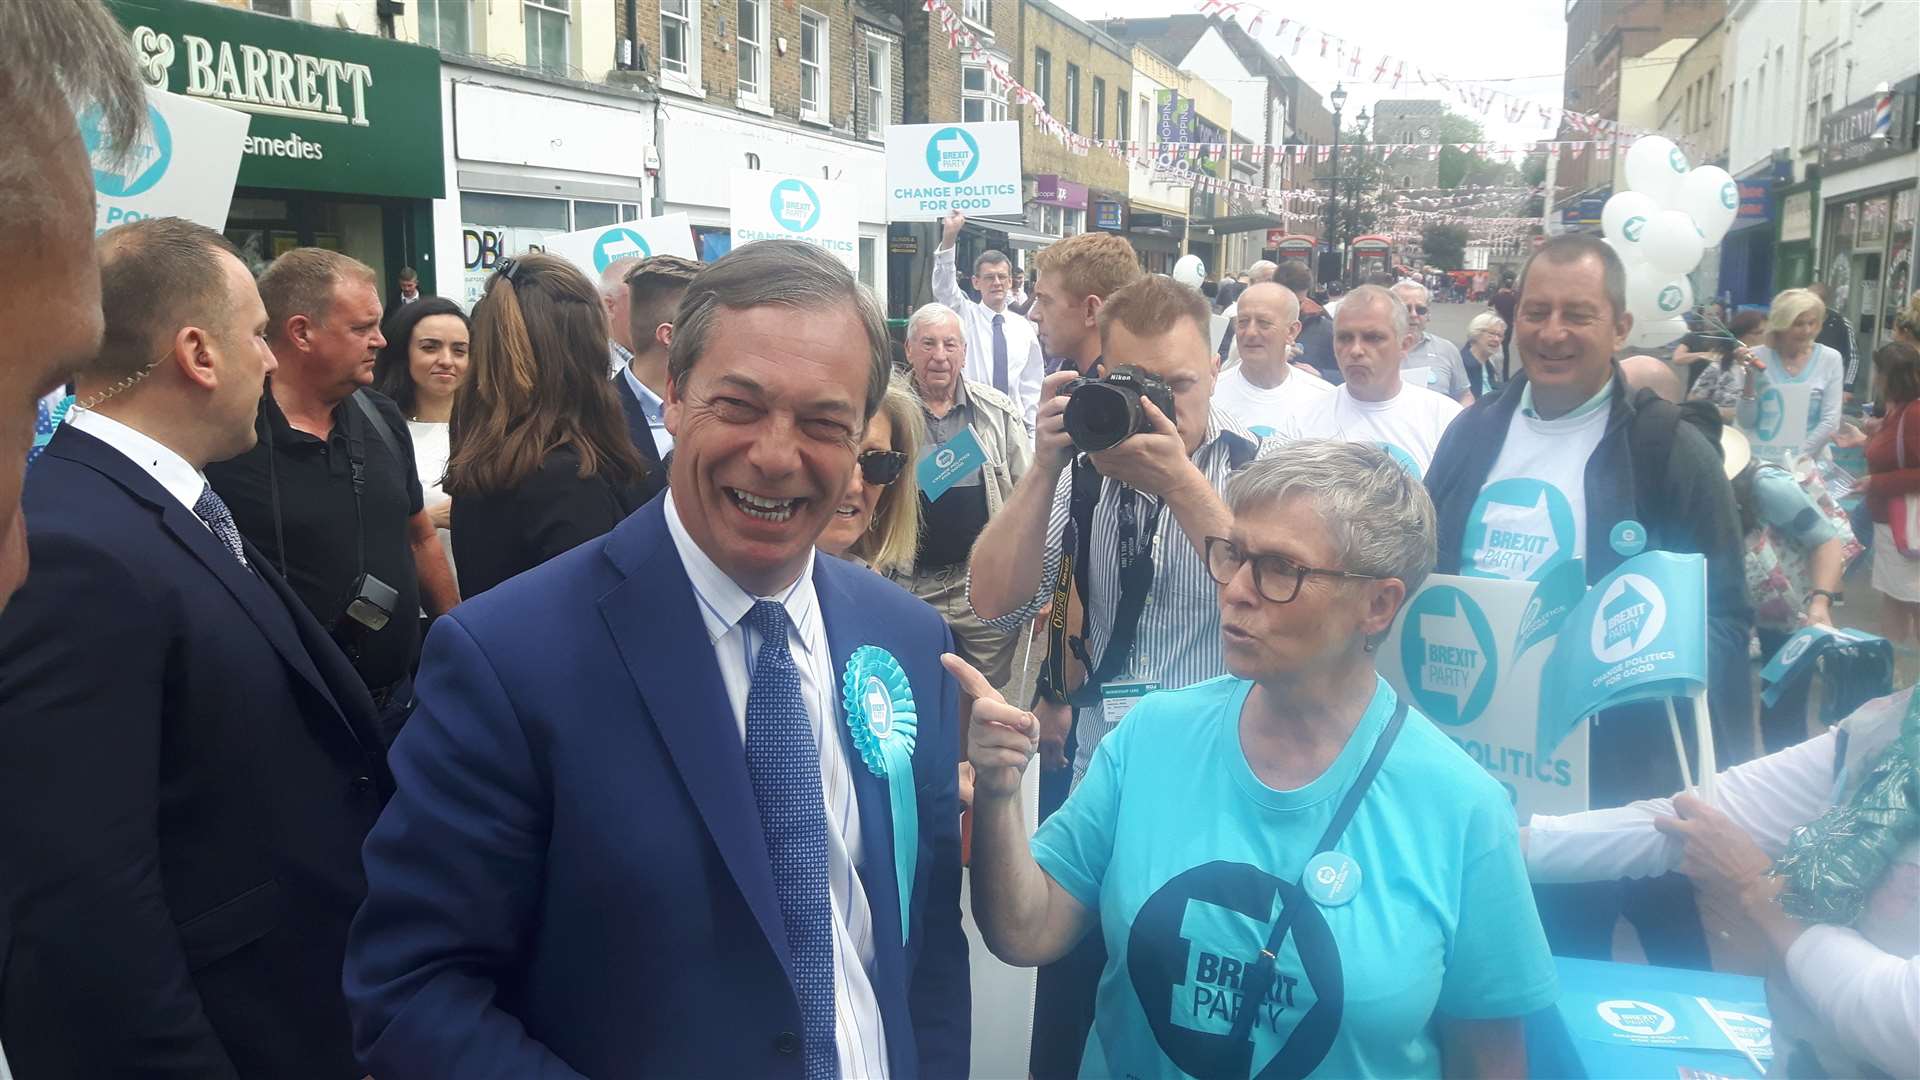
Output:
[1, 3, 1917, 1077]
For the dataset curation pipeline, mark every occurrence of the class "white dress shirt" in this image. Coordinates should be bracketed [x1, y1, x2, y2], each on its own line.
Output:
[931, 244, 1043, 429]
[68, 408, 212, 525]
[622, 363, 675, 457]
[664, 494, 889, 1077]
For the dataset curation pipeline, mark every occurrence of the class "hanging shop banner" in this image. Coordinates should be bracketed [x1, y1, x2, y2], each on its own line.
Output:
[884, 122, 1022, 219]
[82, 86, 248, 234]
[730, 170, 858, 272]
[1380, 565, 1591, 819]
[1538, 551, 1709, 758]
[540, 215, 699, 280]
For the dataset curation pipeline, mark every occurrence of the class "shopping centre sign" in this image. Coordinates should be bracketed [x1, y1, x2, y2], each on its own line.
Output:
[108, 0, 443, 199]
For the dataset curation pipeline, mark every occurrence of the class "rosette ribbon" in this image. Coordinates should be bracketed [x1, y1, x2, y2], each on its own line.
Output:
[843, 646, 919, 943]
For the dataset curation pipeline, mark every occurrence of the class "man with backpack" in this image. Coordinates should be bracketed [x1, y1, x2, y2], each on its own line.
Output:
[1424, 235, 1752, 972]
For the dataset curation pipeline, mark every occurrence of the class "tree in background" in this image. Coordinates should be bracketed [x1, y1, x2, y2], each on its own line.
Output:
[1422, 223, 1469, 270]
[1434, 111, 1523, 190]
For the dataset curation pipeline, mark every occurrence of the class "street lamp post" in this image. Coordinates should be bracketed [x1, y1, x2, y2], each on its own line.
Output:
[1325, 82, 1347, 286]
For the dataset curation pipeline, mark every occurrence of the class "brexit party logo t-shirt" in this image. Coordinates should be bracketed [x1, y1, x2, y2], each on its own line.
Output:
[1286, 384, 1464, 481]
[1463, 397, 1609, 581]
[1211, 364, 1335, 440]
[1031, 677, 1558, 1079]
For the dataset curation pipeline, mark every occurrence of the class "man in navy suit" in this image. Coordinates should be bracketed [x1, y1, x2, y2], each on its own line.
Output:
[613, 253, 700, 503]
[346, 240, 971, 1078]
[0, 218, 392, 1076]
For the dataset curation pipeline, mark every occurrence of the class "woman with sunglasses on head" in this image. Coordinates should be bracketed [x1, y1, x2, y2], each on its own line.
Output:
[445, 255, 652, 599]
[955, 441, 1558, 1079]
[817, 370, 924, 571]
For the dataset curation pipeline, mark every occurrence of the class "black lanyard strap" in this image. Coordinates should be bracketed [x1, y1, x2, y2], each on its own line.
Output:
[1226, 695, 1410, 1047]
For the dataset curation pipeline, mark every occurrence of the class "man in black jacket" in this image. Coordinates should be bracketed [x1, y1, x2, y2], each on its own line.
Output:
[1424, 235, 1752, 971]
[1806, 282, 1858, 390]
[1277, 260, 1337, 381]
[0, 218, 391, 1077]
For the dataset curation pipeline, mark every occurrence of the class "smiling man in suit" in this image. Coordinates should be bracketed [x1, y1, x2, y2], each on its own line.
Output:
[0, 217, 392, 1077]
[346, 239, 970, 1079]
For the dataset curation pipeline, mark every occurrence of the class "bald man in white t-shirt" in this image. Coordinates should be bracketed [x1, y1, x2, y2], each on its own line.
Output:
[1212, 282, 1333, 439]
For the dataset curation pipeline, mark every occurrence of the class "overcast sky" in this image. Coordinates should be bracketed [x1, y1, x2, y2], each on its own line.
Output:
[1053, 0, 1569, 146]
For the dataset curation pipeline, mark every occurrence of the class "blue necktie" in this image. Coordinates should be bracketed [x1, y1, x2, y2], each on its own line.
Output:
[742, 600, 836, 1080]
[194, 485, 250, 569]
[991, 313, 1010, 395]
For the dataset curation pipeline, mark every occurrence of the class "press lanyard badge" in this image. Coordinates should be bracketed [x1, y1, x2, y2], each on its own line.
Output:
[1101, 680, 1158, 726]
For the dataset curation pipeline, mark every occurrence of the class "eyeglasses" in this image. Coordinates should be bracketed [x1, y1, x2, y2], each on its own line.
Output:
[858, 449, 909, 486]
[1202, 536, 1384, 604]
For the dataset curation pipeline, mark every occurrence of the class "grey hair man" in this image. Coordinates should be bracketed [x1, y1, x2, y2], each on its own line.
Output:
[1277, 285, 1463, 479]
[1246, 259, 1279, 284]
[1214, 282, 1333, 437]
[344, 236, 971, 1079]
[934, 211, 1046, 427]
[1390, 278, 1473, 404]
[0, 0, 145, 610]
[600, 254, 647, 375]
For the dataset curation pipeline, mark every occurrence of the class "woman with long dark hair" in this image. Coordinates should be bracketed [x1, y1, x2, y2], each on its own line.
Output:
[445, 254, 651, 598]
[373, 297, 470, 576]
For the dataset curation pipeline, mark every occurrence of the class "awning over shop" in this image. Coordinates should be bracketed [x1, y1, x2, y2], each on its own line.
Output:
[968, 216, 1056, 249]
[1190, 212, 1288, 236]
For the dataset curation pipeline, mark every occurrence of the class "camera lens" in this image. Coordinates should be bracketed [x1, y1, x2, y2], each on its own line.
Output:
[1064, 382, 1139, 453]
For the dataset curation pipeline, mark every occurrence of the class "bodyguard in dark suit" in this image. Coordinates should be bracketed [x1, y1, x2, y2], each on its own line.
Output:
[612, 253, 700, 503]
[0, 219, 391, 1078]
[346, 241, 970, 1078]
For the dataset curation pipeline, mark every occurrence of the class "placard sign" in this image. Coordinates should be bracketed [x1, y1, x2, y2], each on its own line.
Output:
[1748, 378, 1817, 461]
[82, 87, 248, 234]
[1380, 563, 1591, 818]
[539, 214, 699, 280]
[884, 122, 1022, 219]
[730, 170, 858, 272]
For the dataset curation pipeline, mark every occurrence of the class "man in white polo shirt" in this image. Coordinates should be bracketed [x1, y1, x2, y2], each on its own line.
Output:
[1392, 278, 1474, 404]
[933, 211, 1045, 428]
[1212, 282, 1332, 438]
[1277, 284, 1462, 478]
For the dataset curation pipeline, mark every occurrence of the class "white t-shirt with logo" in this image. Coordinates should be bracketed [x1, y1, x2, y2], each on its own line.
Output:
[1277, 382, 1463, 479]
[1460, 391, 1611, 581]
[1211, 364, 1335, 439]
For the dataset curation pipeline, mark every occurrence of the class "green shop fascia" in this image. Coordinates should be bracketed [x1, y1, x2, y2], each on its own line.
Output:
[109, 0, 445, 298]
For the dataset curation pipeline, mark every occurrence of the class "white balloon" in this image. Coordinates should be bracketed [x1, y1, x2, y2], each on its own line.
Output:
[1640, 210, 1706, 276]
[1602, 191, 1661, 251]
[1604, 235, 1647, 272]
[1172, 254, 1206, 288]
[1626, 317, 1690, 349]
[1624, 135, 1691, 206]
[1629, 274, 1695, 324]
[1677, 166, 1740, 245]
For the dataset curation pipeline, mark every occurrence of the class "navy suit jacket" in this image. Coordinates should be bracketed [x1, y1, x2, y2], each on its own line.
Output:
[345, 497, 970, 1078]
[614, 371, 670, 503]
[0, 426, 390, 1078]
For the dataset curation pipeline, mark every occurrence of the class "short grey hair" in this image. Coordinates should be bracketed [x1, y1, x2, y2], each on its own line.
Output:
[599, 255, 645, 296]
[906, 302, 964, 344]
[0, 0, 146, 228]
[1247, 260, 1279, 284]
[669, 239, 892, 419]
[1467, 311, 1507, 337]
[1518, 234, 1629, 320]
[1336, 284, 1410, 338]
[1390, 278, 1431, 305]
[1228, 441, 1437, 594]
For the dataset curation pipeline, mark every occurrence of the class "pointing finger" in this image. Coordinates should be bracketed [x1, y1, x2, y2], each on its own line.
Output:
[941, 652, 1006, 706]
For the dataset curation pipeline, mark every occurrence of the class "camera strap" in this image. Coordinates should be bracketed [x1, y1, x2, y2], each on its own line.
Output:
[342, 397, 370, 584]
[1225, 695, 1408, 1049]
[1044, 455, 1101, 704]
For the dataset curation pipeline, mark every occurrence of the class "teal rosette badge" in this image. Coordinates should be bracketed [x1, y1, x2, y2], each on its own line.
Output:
[843, 645, 918, 942]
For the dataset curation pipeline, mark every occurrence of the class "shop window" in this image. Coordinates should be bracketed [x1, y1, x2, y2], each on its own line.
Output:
[419, 0, 472, 52]
[524, 0, 570, 76]
[574, 201, 621, 229]
[1064, 208, 1085, 236]
[1092, 78, 1105, 141]
[462, 192, 571, 230]
[962, 0, 989, 27]
[800, 11, 829, 122]
[1065, 64, 1080, 132]
[694, 226, 734, 263]
[659, 0, 699, 86]
[737, 0, 769, 105]
[859, 237, 877, 288]
[962, 61, 1007, 124]
[865, 40, 891, 140]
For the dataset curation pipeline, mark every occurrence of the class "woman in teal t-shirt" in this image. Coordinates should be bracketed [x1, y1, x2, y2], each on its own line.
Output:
[956, 441, 1559, 1079]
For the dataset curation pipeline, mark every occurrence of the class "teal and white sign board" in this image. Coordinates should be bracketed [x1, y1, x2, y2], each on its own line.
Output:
[883, 121, 1022, 219]
[730, 170, 858, 272]
[1538, 551, 1710, 763]
[1380, 565, 1590, 819]
[540, 214, 698, 280]
[83, 87, 247, 234]
[1748, 380, 1815, 461]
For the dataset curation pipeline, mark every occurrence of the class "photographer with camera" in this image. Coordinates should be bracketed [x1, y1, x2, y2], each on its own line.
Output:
[209, 249, 459, 739]
[967, 274, 1259, 1077]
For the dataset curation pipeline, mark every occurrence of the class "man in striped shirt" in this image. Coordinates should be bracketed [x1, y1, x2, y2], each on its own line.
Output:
[968, 274, 1259, 785]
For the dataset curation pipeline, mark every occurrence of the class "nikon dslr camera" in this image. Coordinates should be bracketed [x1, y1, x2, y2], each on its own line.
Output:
[1062, 365, 1176, 453]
